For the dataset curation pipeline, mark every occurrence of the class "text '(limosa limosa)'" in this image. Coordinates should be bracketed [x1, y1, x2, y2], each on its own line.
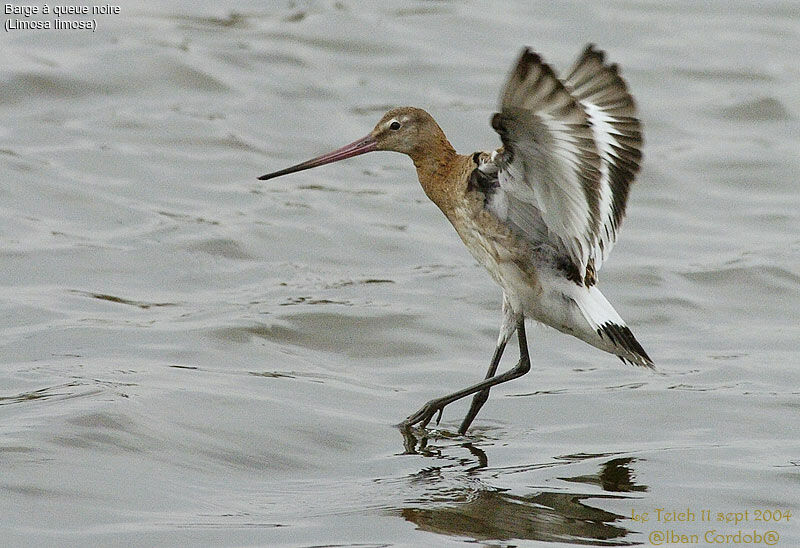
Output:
[259, 45, 653, 434]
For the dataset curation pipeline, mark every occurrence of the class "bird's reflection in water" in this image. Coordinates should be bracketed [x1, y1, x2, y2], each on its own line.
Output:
[561, 456, 647, 494]
[401, 426, 488, 471]
[398, 428, 644, 545]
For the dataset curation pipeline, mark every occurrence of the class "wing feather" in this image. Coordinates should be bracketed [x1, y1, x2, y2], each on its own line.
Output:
[490, 48, 602, 281]
[485, 45, 643, 283]
[563, 44, 643, 268]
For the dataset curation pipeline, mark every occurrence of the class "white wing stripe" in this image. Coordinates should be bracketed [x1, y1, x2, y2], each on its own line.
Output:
[487, 45, 642, 284]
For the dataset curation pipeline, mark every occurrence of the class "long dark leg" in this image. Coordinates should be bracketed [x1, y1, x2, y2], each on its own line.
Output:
[458, 341, 507, 434]
[402, 319, 530, 431]
[459, 293, 518, 433]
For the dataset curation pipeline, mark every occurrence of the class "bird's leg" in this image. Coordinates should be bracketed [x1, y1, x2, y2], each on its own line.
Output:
[458, 341, 507, 434]
[459, 295, 518, 433]
[402, 319, 530, 431]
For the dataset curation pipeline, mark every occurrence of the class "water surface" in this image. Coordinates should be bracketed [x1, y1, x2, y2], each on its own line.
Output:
[1, 1, 799, 546]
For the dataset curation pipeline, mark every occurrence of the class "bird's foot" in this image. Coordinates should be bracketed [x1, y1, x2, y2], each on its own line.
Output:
[400, 398, 446, 430]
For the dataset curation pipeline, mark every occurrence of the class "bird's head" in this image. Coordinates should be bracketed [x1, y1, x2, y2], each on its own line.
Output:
[258, 107, 448, 181]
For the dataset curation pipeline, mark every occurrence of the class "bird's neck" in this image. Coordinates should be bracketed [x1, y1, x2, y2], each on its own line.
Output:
[410, 137, 462, 213]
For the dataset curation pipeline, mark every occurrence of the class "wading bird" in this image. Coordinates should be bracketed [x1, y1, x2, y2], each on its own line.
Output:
[259, 45, 653, 434]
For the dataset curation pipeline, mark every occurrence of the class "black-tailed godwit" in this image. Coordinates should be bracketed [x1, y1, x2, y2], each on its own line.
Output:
[259, 45, 653, 434]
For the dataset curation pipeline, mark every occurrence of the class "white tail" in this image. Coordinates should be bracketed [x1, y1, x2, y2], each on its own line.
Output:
[570, 286, 653, 367]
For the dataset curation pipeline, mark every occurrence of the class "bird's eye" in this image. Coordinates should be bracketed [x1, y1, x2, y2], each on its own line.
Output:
[389, 121, 401, 130]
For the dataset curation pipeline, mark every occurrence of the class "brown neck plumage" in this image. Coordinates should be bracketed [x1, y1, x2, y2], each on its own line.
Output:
[409, 131, 462, 214]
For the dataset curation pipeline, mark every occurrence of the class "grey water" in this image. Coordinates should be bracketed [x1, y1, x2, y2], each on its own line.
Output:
[1, 1, 799, 546]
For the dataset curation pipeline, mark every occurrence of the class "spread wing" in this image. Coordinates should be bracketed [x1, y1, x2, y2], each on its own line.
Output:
[563, 44, 643, 268]
[484, 45, 642, 283]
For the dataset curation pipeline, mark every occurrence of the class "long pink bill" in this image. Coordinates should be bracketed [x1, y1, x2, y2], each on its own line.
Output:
[258, 134, 378, 180]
